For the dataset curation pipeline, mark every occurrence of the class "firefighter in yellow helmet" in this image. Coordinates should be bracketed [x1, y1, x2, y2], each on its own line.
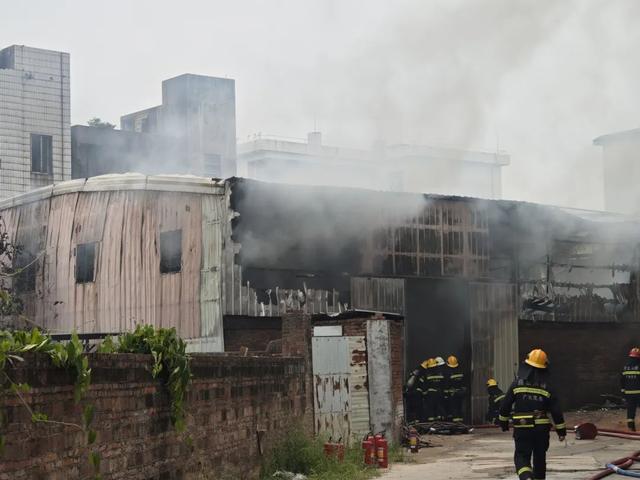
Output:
[621, 347, 640, 431]
[404, 358, 433, 422]
[444, 355, 466, 422]
[499, 349, 566, 480]
[485, 378, 505, 425]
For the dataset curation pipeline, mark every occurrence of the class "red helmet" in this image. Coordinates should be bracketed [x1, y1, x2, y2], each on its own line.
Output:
[630, 348, 640, 358]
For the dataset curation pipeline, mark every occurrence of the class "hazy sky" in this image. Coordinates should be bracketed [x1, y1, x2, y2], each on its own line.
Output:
[3, 0, 639, 209]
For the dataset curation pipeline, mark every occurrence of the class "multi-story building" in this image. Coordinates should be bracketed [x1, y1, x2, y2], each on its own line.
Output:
[238, 132, 509, 199]
[0, 45, 71, 198]
[120, 74, 237, 178]
[593, 128, 640, 216]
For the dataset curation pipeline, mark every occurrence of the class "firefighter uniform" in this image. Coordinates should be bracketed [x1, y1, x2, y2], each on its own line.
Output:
[499, 349, 566, 480]
[404, 360, 430, 423]
[621, 348, 640, 431]
[486, 378, 505, 425]
[426, 357, 447, 421]
[445, 355, 466, 423]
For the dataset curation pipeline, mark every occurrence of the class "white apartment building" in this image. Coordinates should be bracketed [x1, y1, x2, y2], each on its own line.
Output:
[238, 132, 509, 199]
[0, 45, 71, 198]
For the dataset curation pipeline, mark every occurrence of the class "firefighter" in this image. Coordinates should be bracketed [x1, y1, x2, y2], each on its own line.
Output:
[404, 359, 431, 423]
[621, 347, 640, 431]
[486, 378, 505, 425]
[445, 355, 466, 423]
[427, 356, 447, 421]
[420, 358, 439, 421]
[499, 349, 566, 480]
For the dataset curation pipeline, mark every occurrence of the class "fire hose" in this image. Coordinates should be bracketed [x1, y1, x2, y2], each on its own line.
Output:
[586, 450, 640, 480]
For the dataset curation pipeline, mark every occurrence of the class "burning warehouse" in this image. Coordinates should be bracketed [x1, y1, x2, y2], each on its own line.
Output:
[1, 174, 639, 424]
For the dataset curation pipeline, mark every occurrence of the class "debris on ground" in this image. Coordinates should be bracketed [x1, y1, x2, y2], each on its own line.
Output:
[271, 472, 308, 480]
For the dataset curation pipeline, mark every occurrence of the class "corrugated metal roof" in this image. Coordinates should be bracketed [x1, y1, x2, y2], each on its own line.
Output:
[0, 173, 225, 209]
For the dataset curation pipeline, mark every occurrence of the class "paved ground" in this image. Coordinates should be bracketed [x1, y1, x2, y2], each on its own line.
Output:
[382, 413, 640, 480]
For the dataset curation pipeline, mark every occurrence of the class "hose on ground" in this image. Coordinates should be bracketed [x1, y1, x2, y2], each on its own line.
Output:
[606, 463, 640, 477]
[586, 450, 640, 480]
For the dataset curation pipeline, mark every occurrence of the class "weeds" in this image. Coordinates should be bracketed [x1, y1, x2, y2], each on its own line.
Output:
[261, 427, 379, 480]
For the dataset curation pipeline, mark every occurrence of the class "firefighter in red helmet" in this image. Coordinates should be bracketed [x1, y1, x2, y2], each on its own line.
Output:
[621, 347, 640, 431]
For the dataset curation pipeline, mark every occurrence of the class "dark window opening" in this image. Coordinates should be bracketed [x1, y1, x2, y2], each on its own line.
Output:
[14, 250, 37, 293]
[160, 230, 182, 274]
[31, 134, 53, 174]
[76, 243, 97, 284]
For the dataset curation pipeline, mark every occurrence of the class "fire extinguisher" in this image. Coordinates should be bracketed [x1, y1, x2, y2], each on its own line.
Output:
[409, 427, 419, 453]
[375, 433, 389, 469]
[362, 433, 376, 465]
[324, 436, 335, 459]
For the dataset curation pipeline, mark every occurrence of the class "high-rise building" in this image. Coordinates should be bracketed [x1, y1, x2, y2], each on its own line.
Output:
[594, 129, 640, 216]
[120, 74, 237, 178]
[0, 45, 71, 198]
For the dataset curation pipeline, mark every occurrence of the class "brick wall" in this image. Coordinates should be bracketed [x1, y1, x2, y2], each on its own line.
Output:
[0, 352, 308, 480]
[519, 320, 640, 409]
[223, 316, 282, 352]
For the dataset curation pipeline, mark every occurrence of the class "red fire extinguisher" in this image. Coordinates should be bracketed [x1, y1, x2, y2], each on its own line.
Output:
[362, 433, 376, 465]
[375, 433, 389, 469]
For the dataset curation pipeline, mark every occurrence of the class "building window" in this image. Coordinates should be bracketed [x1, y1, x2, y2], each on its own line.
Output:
[31, 134, 53, 174]
[160, 230, 182, 274]
[76, 243, 97, 283]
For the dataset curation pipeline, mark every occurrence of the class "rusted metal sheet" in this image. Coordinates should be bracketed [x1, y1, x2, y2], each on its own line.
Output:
[351, 277, 405, 314]
[348, 336, 370, 440]
[366, 319, 394, 439]
[198, 194, 224, 351]
[312, 336, 351, 442]
[469, 282, 518, 424]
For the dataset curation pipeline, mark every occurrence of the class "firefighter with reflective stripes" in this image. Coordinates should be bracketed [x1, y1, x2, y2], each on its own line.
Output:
[499, 349, 566, 480]
[425, 357, 446, 421]
[621, 347, 640, 431]
[445, 355, 466, 422]
[486, 378, 505, 425]
[404, 358, 431, 422]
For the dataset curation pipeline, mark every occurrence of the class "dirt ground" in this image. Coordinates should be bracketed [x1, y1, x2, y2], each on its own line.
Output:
[382, 410, 639, 480]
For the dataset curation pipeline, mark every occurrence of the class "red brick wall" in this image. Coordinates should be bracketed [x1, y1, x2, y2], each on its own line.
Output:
[0, 353, 308, 480]
[224, 315, 282, 352]
[519, 320, 640, 410]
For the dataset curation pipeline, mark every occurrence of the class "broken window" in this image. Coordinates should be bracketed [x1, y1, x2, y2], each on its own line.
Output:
[160, 230, 182, 274]
[31, 134, 53, 174]
[76, 242, 97, 284]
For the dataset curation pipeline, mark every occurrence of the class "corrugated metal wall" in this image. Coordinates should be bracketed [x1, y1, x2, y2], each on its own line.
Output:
[351, 277, 405, 314]
[469, 282, 518, 424]
[348, 336, 370, 440]
[2, 188, 227, 349]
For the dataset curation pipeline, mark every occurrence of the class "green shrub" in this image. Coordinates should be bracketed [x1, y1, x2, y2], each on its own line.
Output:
[261, 427, 379, 480]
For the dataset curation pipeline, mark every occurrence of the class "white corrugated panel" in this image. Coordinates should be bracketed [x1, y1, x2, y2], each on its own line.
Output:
[312, 336, 352, 441]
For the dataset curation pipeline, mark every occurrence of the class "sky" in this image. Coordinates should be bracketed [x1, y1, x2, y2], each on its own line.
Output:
[2, 0, 640, 210]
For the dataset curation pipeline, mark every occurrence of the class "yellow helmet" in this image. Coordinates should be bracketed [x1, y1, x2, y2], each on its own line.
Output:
[525, 348, 548, 369]
[421, 358, 433, 369]
[486, 378, 498, 387]
[447, 355, 459, 368]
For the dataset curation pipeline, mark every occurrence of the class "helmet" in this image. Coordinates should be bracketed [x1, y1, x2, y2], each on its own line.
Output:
[486, 378, 498, 387]
[421, 358, 433, 369]
[525, 348, 548, 369]
[427, 358, 437, 368]
[447, 355, 459, 368]
[434, 356, 445, 367]
[630, 348, 640, 358]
